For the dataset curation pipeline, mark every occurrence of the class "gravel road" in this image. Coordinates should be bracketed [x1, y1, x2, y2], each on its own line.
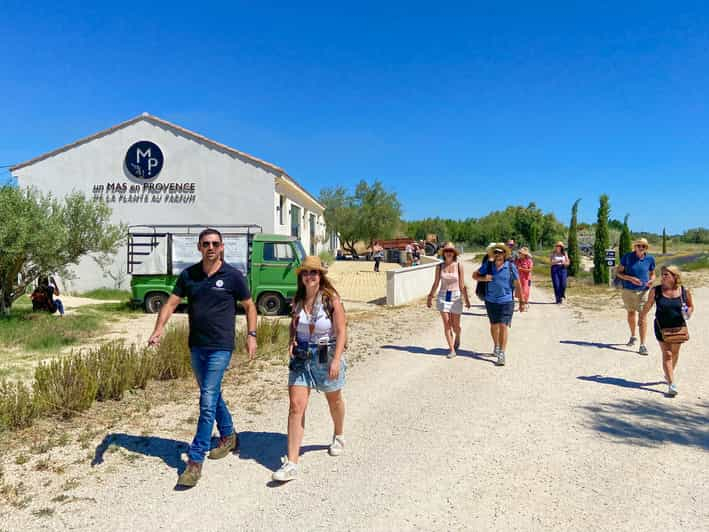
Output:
[4, 286, 708, 531]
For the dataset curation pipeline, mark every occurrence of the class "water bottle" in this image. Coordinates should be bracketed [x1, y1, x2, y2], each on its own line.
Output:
[681, 305, 689, 320]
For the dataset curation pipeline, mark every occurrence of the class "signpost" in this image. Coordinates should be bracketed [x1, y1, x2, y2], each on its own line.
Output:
[605, 249, 617, 287]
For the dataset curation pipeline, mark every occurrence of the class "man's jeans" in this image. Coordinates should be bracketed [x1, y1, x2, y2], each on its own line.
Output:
[188, 348, 234, 463]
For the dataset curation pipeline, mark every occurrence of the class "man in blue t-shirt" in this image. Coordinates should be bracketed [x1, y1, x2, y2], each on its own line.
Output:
[615, 237, 656, 355]
[148, 228, 258, 488]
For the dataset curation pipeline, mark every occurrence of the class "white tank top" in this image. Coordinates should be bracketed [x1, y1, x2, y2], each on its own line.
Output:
[295, 294, 334, 343]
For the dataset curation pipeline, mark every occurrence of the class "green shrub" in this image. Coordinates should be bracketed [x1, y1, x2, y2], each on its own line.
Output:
[0, 380, 38, 430]
[33, 354, 99, 418]
[152, 324, 192, 380]
[87, 343, 138, 401]
[318, 250, 335, 265]
[77, 288, 132, 300]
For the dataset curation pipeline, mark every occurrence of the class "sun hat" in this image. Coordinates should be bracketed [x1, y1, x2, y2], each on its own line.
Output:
[518, 246, 531, 257]
[487, 242, 511, 259]
[296, 255, 328, 275]
[633, 237, 650, 248]
[439, 242, 459, 257]
[554, 241, 565, 249]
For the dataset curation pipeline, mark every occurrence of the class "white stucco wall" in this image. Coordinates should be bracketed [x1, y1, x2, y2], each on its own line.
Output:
[11, 118, 314, 292]
[386, 260, 441, 306]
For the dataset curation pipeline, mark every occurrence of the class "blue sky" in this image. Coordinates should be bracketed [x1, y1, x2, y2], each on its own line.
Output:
[2, 1, 708, 233]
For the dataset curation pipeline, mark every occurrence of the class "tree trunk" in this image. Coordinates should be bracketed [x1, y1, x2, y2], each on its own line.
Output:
[0, 288, 10, 317]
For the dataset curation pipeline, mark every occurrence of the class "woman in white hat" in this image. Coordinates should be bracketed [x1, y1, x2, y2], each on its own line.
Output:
[473, 243, 522, 366]
[515, 247, 533, 311]
[549, 241, 570, 304]
[272, 256, 347, 482]
[427, 242, 470, 358]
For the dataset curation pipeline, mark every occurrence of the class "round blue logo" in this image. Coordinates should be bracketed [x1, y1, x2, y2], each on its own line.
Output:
[125, 141, 164, 180]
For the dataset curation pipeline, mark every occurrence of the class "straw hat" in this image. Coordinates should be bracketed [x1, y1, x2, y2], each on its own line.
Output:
[633, 237, 650, 249]
[295, 255, 328, 275]
[439, 242, 459, 257]
[554, 241, 565, 249]
[487, 242, 511, 259]
[518, 246, 531, 257]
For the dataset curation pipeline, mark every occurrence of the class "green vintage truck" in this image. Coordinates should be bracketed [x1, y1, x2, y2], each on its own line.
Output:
[128, 224, 305, 315]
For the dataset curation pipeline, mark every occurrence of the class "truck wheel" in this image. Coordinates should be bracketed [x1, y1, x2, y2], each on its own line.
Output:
[144, 292, 168, 314]
[257, 292, 285, 316]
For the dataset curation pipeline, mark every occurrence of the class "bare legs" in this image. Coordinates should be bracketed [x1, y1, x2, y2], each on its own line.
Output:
[450, 312, 461, 349]
[659, 341, 681, 384]
[439, 312, 455, 354]
[488, 323, 509, 352]
[286, 386, 345, 463]
[627, 311, 647, 344]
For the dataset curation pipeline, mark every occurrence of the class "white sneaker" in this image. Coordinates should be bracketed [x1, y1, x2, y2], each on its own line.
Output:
[329, 435, 345, 456]
[496, 351, 506, 366]
[626, 336, 638, 347]
[667, 383, 678, 397]
[447, 350, 457, 359]
[272, 456, 298, 482]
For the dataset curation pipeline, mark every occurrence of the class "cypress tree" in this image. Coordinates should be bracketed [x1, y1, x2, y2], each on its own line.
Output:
[662, 227, 667, 254]
[619, 214, 632, 257]
[593, 194, 611, 285]
[567, 199, 581, 277]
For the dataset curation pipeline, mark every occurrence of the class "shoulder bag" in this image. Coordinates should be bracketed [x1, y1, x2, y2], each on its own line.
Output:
[475, 258, 489, 301]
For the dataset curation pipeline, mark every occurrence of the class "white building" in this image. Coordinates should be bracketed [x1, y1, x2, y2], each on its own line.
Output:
[11, 113, 334, 292]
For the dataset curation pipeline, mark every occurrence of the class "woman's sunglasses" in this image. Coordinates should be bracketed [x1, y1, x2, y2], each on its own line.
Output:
[301, 270, 321, 277]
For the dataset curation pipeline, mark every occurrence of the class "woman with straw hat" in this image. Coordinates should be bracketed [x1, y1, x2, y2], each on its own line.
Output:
[549, 241, 570, 304]
[473, 243, 522, 366]
[616, 237, 656, 355]
[427, 242, 470, 358]
[515, 247, 533, 311]
[272, 256, 347, 482]
[639, 265, 694, 397]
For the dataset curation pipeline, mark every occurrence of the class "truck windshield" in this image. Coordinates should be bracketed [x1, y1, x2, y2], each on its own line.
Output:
[295, 240, 306, 261]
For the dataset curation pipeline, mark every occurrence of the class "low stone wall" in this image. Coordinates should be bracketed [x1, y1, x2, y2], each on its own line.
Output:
[386, 258, 440, 306]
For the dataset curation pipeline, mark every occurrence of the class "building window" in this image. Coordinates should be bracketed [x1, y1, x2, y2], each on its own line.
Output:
[279, 195, 285, 225]
[290, 205, 301, 238]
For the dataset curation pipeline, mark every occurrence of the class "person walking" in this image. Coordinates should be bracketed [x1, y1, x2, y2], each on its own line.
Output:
[616, 237, 656, 355]
[550, 241, 570, 304]
[506, 239, 519, 262]
[272, 256, 347, 482]
[427, 242, 470, 359]
[148, 228, 258, 488]
[473, 243, 522, 366]
[515, 247, 533, 311]
[372, 241, 384, 272]
[639, 265, 694, 396]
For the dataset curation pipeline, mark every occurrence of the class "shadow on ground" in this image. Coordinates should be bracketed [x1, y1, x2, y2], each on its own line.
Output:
[381, 344, 496, 365]
[577, 375, 665, 394]
[582, 398, 709, 450]
[92, 433, 189, 474]
[561, 339, 637, 353]
[238, 431, 328, 472]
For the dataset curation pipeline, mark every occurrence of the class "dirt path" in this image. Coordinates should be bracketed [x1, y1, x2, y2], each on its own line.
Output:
[4, 284, 708, 531]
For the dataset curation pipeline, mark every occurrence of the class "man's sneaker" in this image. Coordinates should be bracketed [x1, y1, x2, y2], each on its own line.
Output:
[667, 383, 678, 397]
[176, 460, 202, 488]
[638, 344, 649, 356]
[447, 350, 457, 359]
[208, 432, 238, 460]
[329, 435, 345, 456]
[626, 336, 638, 347]
[272, 456, 298, 482]
[496, 351, 506, 366]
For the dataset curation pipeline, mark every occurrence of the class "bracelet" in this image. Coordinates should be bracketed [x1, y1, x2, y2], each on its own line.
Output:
[247, 331, 257, 338]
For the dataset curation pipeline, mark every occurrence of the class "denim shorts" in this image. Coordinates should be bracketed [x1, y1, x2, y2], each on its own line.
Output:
[288, 345, 347, 393]
[485, 300, 514, 325]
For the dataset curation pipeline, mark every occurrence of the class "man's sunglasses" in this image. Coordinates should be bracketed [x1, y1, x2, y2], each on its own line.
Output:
[201, 240, 222, 248]
[636, 245, 647, 249]
[301, 270, 321, 276]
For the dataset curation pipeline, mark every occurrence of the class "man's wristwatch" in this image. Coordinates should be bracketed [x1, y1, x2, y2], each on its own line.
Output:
[247, 331, 257, 338]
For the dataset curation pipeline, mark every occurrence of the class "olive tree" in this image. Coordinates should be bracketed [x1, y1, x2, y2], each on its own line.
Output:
[0, 187, 124, 315]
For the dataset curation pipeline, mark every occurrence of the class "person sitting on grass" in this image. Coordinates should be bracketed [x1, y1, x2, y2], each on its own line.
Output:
[31, 276, 64, 316]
